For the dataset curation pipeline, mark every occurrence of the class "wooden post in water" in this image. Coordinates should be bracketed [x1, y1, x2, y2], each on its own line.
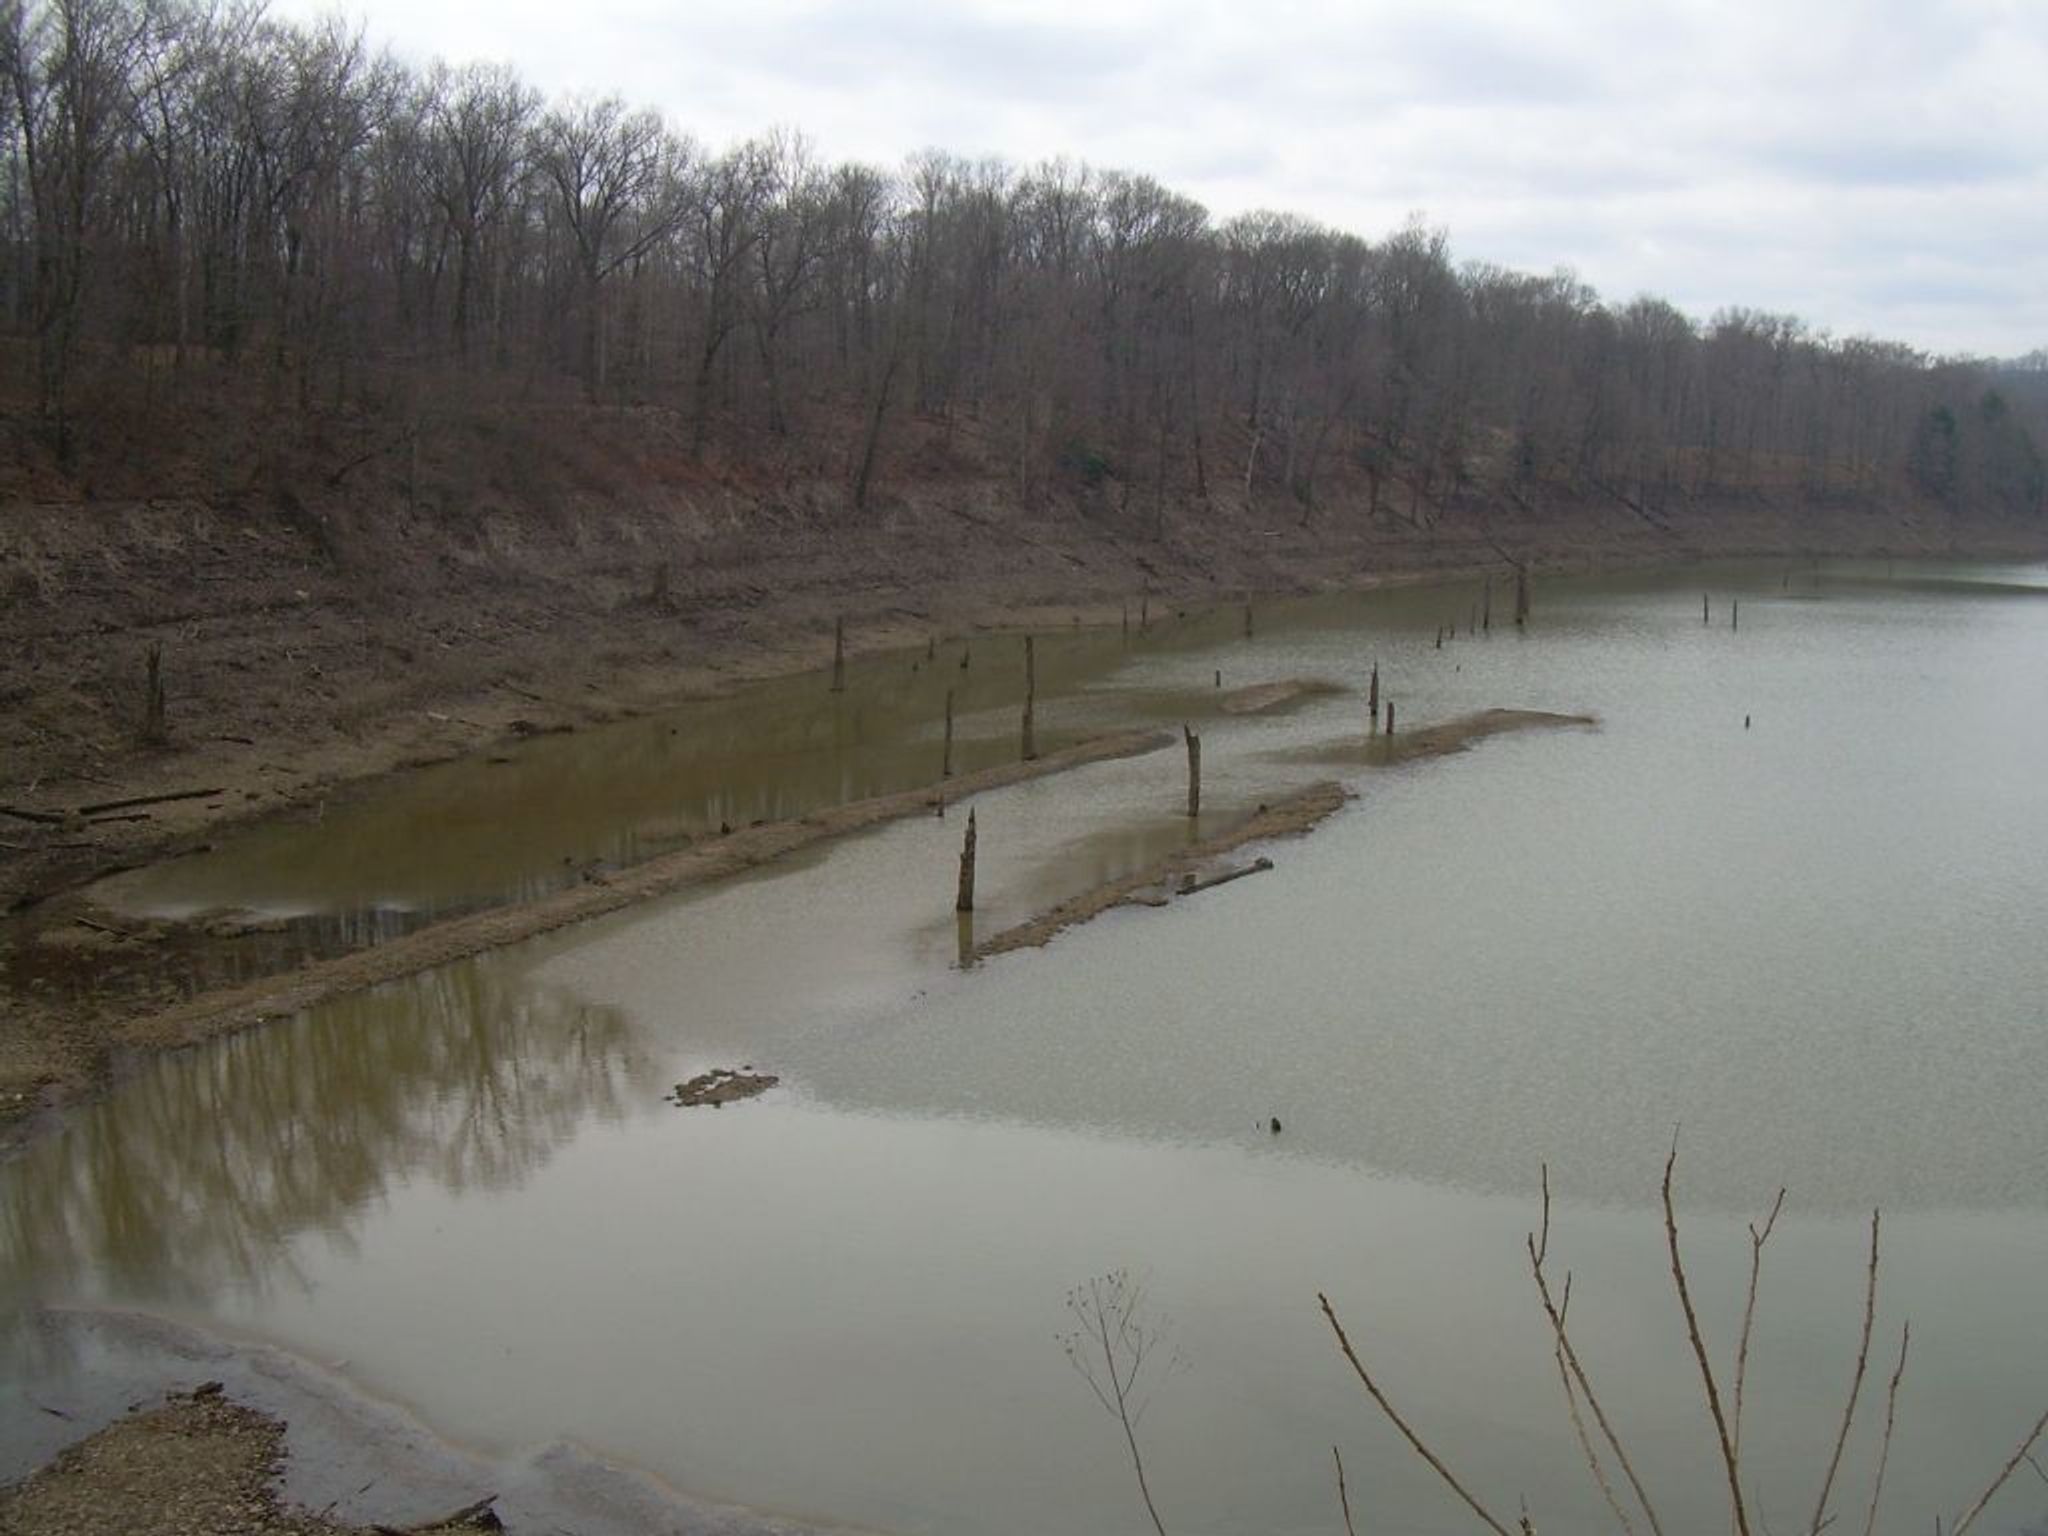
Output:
[1469, 602, 1478, 634]
[1214, 669, 1222, 688]
[1732, 599, 1739, 632]
[1702, 592, 1710, 625]
[1021, 637, 1037, 761]
[1244, 602, 1254, 639]
[1141, 592, 1149, 631]
[1368, 662, 1380, 727]
[1483, 577, 1493, 632]
[1183, 725, 1201, 820]
[960, 642, 970, 671]
[1434, 626, 1443, 650]
[955, 808, 978, 913]
[943, 689, 955, 778]
[831, 617, 846, 693]
[1514, 566, 1530, 627]
[142, 642, 166, 744]
[1122, 603, 1129, 639]
[1385, 700, 1395, 735]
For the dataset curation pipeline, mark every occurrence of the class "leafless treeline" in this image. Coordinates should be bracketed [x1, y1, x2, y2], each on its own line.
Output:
[4, 0, 2043, 518]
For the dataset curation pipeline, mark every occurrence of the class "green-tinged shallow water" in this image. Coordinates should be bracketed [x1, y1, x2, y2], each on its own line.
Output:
[7, 559, 2048, 1536]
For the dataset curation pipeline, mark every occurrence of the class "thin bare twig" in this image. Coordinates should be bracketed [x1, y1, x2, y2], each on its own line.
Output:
[1732, 1187, 1788, 1463]
[1663, 1135, 1752, 1536]
[1319, 1292, 1516, 1536]
[1809, 1211, 1881, 1535]
[1556, 1336, 1635, 1536]
[1334, 1446, 1358, 1536]
[1950, 1402, 2048, 1536]
[1861, 1322, 1910, 1536]
[1529, 1167, 1668, 1536]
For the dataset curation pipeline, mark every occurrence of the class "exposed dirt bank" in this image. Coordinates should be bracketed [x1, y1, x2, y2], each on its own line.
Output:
[3, 427, 2041, 1145]
[7, 441, 2040, 929]
[976, 780, 1351, 958]
[0, 1387, 500, 1536]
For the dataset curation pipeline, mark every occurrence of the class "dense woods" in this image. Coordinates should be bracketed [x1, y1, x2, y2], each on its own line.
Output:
[3, 0, 2044, 523]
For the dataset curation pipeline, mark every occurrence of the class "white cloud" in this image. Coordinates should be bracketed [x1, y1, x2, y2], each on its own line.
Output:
[276, 0, 2048, 356]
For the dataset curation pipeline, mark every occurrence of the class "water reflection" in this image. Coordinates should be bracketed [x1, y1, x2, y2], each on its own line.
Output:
[2, 957, 644, 1307]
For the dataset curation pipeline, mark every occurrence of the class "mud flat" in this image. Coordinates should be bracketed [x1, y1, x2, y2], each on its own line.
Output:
[975, 781, 1350, 958]
[112, 729, 1171, 1062]
[1287, 707, 1599, 768]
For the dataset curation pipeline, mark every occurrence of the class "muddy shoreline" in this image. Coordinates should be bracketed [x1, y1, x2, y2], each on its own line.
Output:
[2, 530, 2040, 1147]
[11, 517, 2038, 924]
[104, 730, 1169, 1065]
[2, 1308, 836, 1536]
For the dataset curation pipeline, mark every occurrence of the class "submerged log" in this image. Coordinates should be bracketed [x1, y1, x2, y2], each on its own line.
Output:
[1179, 856, 1274, 896]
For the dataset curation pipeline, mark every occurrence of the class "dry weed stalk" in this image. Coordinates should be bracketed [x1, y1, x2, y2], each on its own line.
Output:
[1314, 1147, 2048, 1536]
[1060, 1270, 1185, 1536]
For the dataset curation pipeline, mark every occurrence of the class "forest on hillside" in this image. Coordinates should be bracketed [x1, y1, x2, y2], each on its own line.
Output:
[4, 0, 2045, 524]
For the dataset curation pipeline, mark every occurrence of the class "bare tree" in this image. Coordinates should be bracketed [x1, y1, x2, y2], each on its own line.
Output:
[535, 92, 686, 397]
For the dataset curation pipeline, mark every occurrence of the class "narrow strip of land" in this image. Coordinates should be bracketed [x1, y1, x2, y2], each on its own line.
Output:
[1279, 708, 1599, 769]
[118, 729, 1175, 1056]
[975, 781, 1350, 958]
[1218, 678, 1343, 715]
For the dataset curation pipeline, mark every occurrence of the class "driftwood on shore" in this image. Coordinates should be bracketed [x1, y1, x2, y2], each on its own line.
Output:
[975, 782, 1349, 959]
[118, 729, 1175, 1056]
[3, 786, 225, 824]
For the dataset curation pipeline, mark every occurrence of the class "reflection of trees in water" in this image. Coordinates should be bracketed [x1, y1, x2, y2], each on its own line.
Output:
[1, 959, 644, 1306]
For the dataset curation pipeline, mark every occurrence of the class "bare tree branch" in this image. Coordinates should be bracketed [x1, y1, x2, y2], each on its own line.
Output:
[1333, 1446, 1358, 1536]
[1809, 1210, 1880, 1535]
[1732, 1186, 1787, 1463]
[1319, 1291, 1516, 1536]
[1950, 1402, 2048, 1536]
[1860, 1322, 1910, 1536]
[1663, 1135, 1752, 1536]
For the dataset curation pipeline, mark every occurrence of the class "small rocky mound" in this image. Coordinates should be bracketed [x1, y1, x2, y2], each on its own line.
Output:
[667, 1068, 779, 1107]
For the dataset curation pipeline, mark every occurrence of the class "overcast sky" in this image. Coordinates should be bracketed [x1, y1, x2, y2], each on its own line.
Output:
[274, 0, 2046, 359]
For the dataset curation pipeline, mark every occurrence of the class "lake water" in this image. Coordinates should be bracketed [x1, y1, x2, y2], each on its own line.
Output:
[7, 560, 2048, 1536]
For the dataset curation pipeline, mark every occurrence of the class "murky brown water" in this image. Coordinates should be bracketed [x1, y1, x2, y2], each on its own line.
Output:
[8, 560, 2048, 1536]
